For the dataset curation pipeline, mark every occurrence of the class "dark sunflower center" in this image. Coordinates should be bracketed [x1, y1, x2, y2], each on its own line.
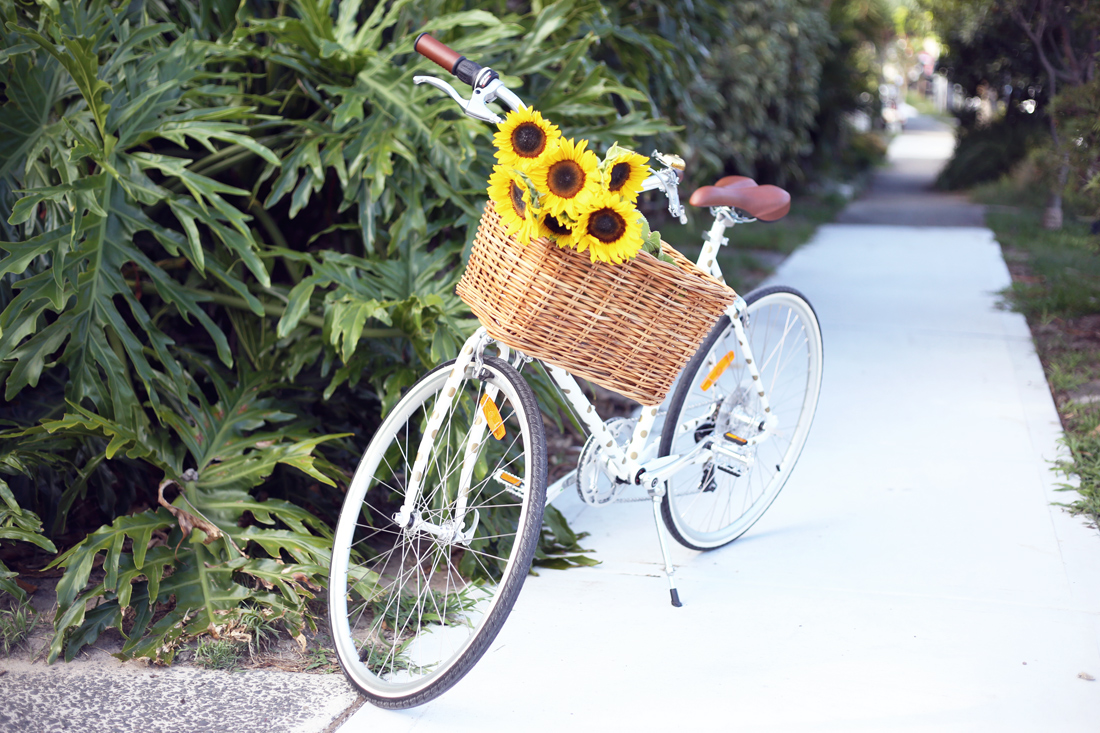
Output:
[508, 180, 526, 218]
[587, 207, 626, 243]
[544, 215, 571, 236]
[608, 162, 632, 192]
[547, 160, 585, 198]
[511, 122, 547, 158]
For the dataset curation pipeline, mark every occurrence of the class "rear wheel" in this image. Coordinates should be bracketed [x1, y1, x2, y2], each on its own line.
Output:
[328, 356, 547, 708]
[658, 286, 823, 550]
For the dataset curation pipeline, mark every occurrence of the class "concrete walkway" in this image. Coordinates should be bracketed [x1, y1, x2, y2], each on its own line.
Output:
[0, 658, 357, 733]
[837, 115, 983, 227]
[339, 118, 1100, 730]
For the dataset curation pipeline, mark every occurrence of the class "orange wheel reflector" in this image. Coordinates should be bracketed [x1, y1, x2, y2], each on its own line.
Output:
[701, 351, 735, 391]
[499, 472, 522, 486]
[480, 394, 506, 440]
[724, 431, 748, 446]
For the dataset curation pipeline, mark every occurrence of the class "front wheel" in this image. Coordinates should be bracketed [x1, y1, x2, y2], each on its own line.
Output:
[328, 356, 547, 709]
[658, 286, 823, 550]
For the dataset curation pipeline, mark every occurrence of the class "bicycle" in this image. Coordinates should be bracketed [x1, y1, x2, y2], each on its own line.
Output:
[327, 34, 825, 710]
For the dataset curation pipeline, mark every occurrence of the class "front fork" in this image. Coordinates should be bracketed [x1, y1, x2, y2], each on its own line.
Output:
[393, 327, 506, 544]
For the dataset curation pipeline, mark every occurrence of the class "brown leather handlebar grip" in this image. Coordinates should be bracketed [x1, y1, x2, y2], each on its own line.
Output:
[415, 33, 462, 74]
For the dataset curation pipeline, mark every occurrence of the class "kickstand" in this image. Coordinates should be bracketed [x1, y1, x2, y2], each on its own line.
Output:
[650, 491, 683, 607]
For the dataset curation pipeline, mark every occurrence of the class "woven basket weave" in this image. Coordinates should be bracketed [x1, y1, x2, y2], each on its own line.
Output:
[457, 202, 738, 405]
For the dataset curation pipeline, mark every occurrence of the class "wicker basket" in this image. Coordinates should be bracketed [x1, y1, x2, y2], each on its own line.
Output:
[456, 203, 738, 405]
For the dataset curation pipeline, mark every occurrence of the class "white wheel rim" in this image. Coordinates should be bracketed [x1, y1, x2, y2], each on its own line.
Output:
[328, 364, 537, 699]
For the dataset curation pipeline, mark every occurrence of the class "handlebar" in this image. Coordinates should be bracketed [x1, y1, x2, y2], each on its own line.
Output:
[414, 33, 461, 72]
[412, 32, 523, 121]
[414, 33, 493, 89]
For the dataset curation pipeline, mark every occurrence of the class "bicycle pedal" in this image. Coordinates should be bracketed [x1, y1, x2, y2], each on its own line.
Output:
[715, 464, 742, 478]
[493, 469, 525, 496]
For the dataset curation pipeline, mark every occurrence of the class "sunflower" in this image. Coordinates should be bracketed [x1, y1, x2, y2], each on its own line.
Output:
[487, 165, 539, 244]
[602, 149, 650, 202]
[536, 211, 578, 250]
[529, 137, 601, 219]
[574, 191, 644, 264]
[493, 108, 560, 170]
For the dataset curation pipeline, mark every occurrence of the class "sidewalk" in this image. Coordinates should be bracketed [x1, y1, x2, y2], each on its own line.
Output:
[339, 119, 1100, 731]
[836, 115, 982, 227]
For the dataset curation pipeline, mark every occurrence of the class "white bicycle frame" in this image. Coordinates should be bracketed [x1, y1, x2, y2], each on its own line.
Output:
[397, 68, 781, 604]
[392, 202, 776, 605]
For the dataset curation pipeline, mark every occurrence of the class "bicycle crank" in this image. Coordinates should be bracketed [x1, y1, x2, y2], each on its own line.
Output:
[575, 416, 636, 506]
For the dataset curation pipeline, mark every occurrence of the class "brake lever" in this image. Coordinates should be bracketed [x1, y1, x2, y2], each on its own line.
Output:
[650, 168, 687, 224]
[414, 75, 470, 108]
[413, 73, 526, 125]
[653, 152, 687, 224]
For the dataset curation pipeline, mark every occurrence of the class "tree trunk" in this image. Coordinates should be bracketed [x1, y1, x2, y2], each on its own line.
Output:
[1042, 154, 1070, 230]
[1041, 191, 1063, 229]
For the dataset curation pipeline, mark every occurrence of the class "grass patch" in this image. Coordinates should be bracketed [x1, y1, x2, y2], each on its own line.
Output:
[1056, 406, 1100, 521]
[188, 607, 297, 671]
[0, 599, 40, 656]
[193, 638, 244, 671]
[970, 177, 1049, 210]
[657, 191, 848, 292]
[991, 211, 1100, 319]
[985, 203, 1100, 525]
[302, 645, 339, 673]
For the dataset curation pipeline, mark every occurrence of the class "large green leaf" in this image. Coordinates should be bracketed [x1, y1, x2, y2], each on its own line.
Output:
[0, 29, 279, 424]
[0, 477, 57, 601]
[47, 508, 177, 616]
[17, 29, 112, 137]
[0, 50, 64, 181]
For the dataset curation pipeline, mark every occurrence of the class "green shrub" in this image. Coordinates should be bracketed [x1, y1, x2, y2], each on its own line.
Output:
[842, 131, 888, 172]
[0, 0, 882, 663]
[1055, 76, 1100, 221]
[936, 111, 1048, 190]
[0, 0, 670, 663]
[0, 480, 56, 602]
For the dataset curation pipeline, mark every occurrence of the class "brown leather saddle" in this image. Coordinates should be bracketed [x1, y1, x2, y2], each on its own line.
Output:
[688, 176, 791, 222]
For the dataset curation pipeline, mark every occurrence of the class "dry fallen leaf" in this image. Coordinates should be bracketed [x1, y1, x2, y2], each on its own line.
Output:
[158, 479, 223, 544]
[1078, 672, 1095, 681]
[290, 572, 322, 591]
